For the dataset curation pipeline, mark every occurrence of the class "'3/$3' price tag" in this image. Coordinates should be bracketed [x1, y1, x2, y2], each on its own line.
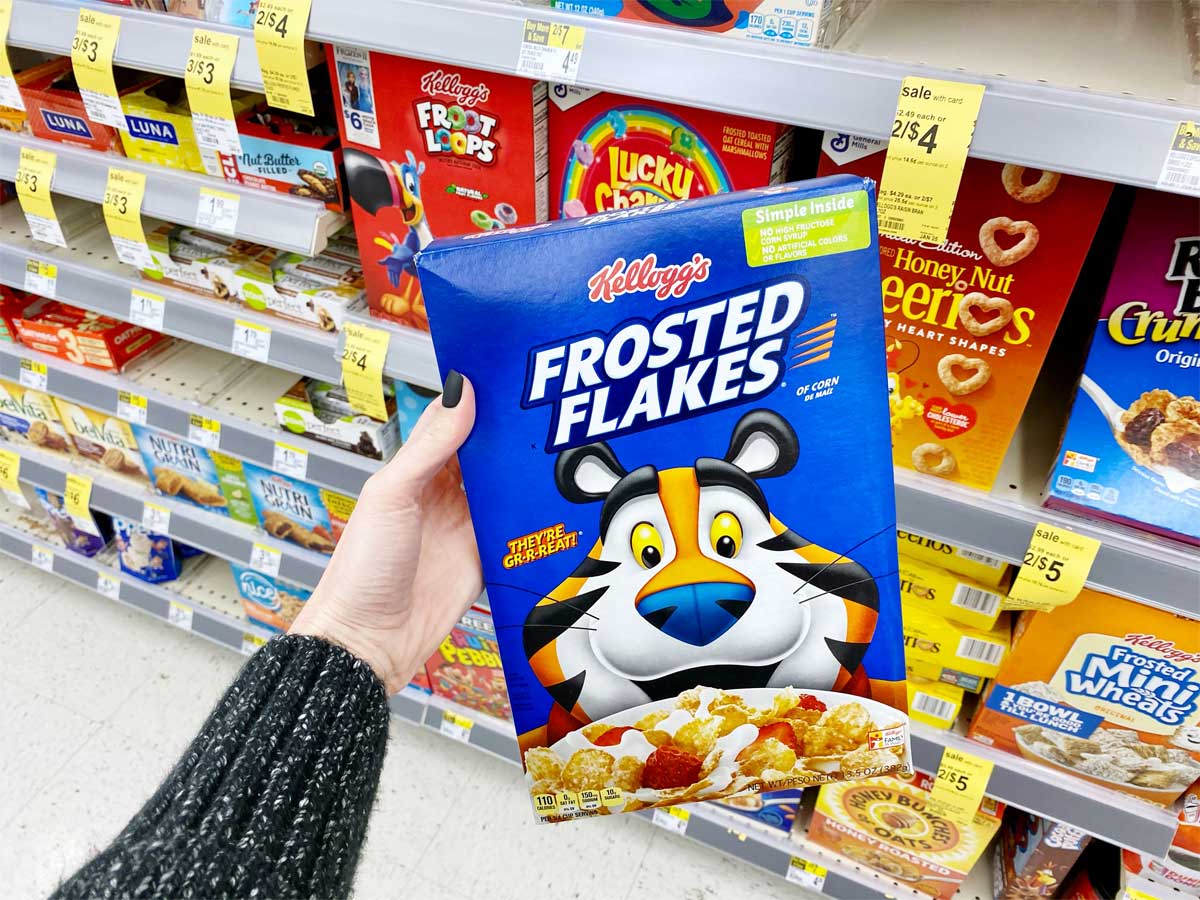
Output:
[185, 29, 242, 155]
[103, 168, 153, 268]
[71, 8, 126, 129]
[15, 147, 66, 247]
[1007, 522, 1100, 611]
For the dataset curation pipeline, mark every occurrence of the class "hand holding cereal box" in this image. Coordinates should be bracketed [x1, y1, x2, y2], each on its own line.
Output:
[417, 177, 910, 821]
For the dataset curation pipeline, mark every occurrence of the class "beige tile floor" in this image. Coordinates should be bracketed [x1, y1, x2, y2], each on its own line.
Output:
[0, 561, 815, 900]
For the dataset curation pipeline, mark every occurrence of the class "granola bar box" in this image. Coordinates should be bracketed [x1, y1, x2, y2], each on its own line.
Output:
[52, 398, 149, 487]
[1045, 189, 1200, 545]
[131, 425, 258, 526]
[241, 461, 356, 555]
[0, 378, 75, 460]
[967, 587, 1200, 805]
[424, 607, 511, 721]
[818, 133, 1113, 490]
[417, 176, 910, 822]
[229, 562, 313, 633]
[808, 768, 1004, 899]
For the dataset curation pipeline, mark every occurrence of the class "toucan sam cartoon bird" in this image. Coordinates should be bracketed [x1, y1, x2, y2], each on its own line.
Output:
[521, 409, 885, 749]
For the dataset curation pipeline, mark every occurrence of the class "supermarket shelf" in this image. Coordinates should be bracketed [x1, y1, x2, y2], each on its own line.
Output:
[304, 0, 1200, 196]
[0, 208, 345, 384]
[0, 342, 376, 496]
[0, 132, 346, 256]
[337, 314, 440, 391]
[7, 441, 329, 587]
[911, 724, 1180, 858]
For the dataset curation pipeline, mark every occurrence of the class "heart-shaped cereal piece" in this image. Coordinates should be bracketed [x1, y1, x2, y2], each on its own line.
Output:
[958, 292, 1013, 337]
[938, 354, 991, 396]
[979, 217, 1039, 267]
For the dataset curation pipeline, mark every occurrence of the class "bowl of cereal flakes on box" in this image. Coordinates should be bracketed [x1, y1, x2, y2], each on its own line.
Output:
[524, 686, 910, 821]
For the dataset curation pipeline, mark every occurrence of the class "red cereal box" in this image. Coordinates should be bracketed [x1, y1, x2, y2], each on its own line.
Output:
[548, 87, 792, 220]
[14, 302, 170, 372]
[425, 608, 511, 721]
[21, 58, 158, 153]
[326, 48, 548, 330]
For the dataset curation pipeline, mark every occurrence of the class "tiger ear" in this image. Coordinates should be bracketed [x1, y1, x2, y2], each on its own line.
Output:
[555, 442, 627, 503]
[725, 410, 798, 479]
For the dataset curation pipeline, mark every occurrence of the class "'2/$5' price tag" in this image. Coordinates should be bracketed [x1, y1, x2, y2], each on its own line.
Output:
[1007, 522, 1100, 612]
[926, 746, 994, 825]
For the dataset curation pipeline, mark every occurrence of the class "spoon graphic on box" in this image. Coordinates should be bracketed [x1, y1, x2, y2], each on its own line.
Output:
[1079, 375, 1200, 494]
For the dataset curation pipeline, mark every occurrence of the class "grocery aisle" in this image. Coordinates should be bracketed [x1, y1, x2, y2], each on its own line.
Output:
[0, 566, 808, 900]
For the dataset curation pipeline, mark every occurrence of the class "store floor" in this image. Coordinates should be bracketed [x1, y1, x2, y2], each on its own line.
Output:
[0, 563, 812, 900]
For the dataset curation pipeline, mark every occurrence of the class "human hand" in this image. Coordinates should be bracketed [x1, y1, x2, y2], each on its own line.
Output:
[290, 372, 481, 694]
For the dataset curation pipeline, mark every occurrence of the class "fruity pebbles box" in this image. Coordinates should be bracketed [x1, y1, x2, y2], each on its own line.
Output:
[425, 608, 511, 721]
[327, 48, 548, 330]
[417, 176, 910, 822]
[1045, 189, 1200, 545]
[549, 87, 792, 220]
[818, 133, 1113, 490]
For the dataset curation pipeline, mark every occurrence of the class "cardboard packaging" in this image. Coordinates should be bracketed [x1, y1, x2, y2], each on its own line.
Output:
[808, 769, 1004, 899]
[14, 302, 170, 372]
[275, 377, 402, 460]
[0, 378, 75, 461]
[229, 562, 313, 632]
[327, 48, 549, 329]
[0, 287, 40, 343]
[896, 528, 1011, 588]
[52, 398, 149, 486]
[905, 674, 964, 730]
[899, 553, 1007, 630]
[548, 86, 792, 220]
[417, 176, 910, 821]
[113, 515, 186, 584]
[818, 133, 1113, 490]
[241, 461, 356, 555]
[968, 588, 1200, 805]
[131, 425, 258, 525]
[424, 608, 512, 720]
[21, 58, 158, 153]
[712, 789, 803, 836]
[1045, 189, 1200, 546]
[33, 487, 112, 557]
[1120, 783, 1200, 895]
[903, 599, 1011, 692]
[994, 810, 1091, 899]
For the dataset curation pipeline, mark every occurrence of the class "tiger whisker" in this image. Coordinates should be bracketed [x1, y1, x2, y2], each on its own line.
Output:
[791, 523, 897, 595]
[484, 580, 601, 620]
[496, 623, 598, 633]
[795, 571, 898, 607]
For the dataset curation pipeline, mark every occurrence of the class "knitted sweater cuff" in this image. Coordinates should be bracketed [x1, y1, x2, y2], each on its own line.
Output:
[54, 634, 391, 900]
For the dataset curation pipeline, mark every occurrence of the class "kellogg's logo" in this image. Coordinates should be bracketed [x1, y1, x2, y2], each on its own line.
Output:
[588, 252, 711, 303]
[418, 69, 490, 107]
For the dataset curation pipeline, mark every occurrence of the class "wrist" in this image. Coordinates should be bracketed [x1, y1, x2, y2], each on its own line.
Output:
[289, 608, 407, 694]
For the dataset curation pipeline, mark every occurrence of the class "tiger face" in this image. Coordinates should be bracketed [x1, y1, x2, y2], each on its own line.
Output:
[525, 410, 880, 736]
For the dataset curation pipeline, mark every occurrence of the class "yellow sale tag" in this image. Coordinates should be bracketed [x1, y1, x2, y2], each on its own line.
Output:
[64, 473, 93, 521]
[927, 746, 993, 824]
[252, 0, 314, 116]
[185, 29, 241, 154]
[103, 168, 152, 267]
[242, 632, 268, 654]
[878, 77, 985, 244]
[518, 19, 586, 83]
[71, 8, 126, 129]
[0, 0, 22, 110]
[0, 448, 20, 491]
[1007, 522, 1100, 611]
[340, 323, 391, 422]
[1125, 889, 1163, 900]
[15, 146, 59, 224]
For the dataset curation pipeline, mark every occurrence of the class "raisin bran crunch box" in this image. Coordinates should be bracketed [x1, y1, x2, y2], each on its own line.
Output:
[417, 176, 909, 822]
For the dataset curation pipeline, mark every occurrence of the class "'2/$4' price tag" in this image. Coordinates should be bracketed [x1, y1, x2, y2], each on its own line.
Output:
[1007, 522, 1100, 611]
[252, 0, 314, 116]
[340, 323, 391, 422]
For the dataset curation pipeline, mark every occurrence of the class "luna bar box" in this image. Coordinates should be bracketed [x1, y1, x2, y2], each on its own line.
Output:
[418, 176, 910, 823]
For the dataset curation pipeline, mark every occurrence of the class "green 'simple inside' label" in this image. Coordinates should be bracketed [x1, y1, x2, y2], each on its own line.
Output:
[742, 190, 872, 267]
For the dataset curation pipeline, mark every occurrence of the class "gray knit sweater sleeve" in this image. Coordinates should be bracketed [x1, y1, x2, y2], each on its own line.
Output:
[53, 634, 391, 900]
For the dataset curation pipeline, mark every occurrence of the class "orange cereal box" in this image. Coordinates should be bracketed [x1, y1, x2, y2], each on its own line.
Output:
[968, 587, 1200, 805]
[818, 133, 1113, 490]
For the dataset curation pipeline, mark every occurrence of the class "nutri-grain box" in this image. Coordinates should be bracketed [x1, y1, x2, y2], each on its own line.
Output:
[818, 133, 1112, 490]
[1045, 189, 1200, 545]
[326, 48, 548, 330]
[417, 177, 910, 822]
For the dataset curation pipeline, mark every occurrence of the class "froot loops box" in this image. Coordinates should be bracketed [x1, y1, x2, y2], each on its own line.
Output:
[417, 176, 909, 822]
[325, 48, 548, 330]
[549, 87, 792, 220]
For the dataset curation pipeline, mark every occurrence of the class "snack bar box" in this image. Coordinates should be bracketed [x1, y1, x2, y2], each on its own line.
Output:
[548, 86, 792, 220]
[967, 587, 1200, 805]
[818, 133, 1113, 490]
[326, 48, 548, 330]
[417, 175, 910, 822]
[21, 58, 159, 153]
[1045, 188, 1200, 545]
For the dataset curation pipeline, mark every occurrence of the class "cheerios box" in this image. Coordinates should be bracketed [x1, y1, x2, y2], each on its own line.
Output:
[326, 48, 549, 329]
[899, 553, 1006, 630]
[903, 599, 1011, 692]
[417, 176, 910, 822]
[967, 587, 1200, 806]
[896, 528, 1011, 588]
[1045, 189, 1200, 546]
[818, 133, 1113, 490]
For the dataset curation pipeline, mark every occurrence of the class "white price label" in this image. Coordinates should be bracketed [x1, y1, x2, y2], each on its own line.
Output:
[786, 857, 828, 892]
[111, 234, 154, 269]
[142, 502, 170, 534]
[96, 572, 121, 600]
[31, 544, 54, 572]
[25, 214, 67, 248]
[231, 319, 271, 362]
[439, 709, 474, 742]
[116, 390, 149, 425]
[272, 442, 308, 478]
[651, 807, 690, 835]
[242, 631, 268, 655]
[196, 187, 240, 235]
[249, 542, 282, 577]
[167, 600, 194, 631]
[19, 359, 47, 391]
[193, 111, 242, 157]
[187, 414, 221, 449]
[23, 259, 57, 297]
[1158, 121, 1200, 194]
[516, 19, 585, 84]
[129, 288, 166, 331]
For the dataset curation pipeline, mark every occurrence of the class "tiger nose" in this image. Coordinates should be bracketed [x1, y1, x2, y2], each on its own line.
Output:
[636, 583, 755, 646]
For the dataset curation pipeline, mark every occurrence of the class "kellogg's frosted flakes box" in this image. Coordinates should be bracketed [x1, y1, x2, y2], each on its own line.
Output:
[326, 48, 548, 330]
[1046, 189, 1200, 545]
[818, 133, 1112, 490]
[549, 86, 792, 220]
[417, 176, 910, 822]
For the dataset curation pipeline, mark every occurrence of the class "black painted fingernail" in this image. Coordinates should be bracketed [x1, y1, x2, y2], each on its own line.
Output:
[442, 370, 464, 408]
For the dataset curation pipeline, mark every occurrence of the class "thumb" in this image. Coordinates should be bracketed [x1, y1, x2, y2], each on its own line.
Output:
[376, 371, 475, 495]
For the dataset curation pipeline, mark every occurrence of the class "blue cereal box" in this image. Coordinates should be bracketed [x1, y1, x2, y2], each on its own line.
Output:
[241, 462, 356, 555]
[417, 176, 909, 822]
[1045, 189, 1199, 546]
[113, 516, 184, 584]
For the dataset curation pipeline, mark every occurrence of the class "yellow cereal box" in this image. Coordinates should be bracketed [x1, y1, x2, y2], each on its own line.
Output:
[906, 674, 965, 730]
[52, 398, 149, 486]
[904, 598, 1011, 692]
[897, 528, 1012, 588]
[900, 553, 1006, 630]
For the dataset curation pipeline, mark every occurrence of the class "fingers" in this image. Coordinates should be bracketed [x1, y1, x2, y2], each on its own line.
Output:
[374, 372, 475, 496]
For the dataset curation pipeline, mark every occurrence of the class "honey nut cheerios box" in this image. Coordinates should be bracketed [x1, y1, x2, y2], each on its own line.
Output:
[896, 528, 1011, 588]
[417, 176, 910, 822]
[967, 587, 1200, 806]
[818, 133, 1113, 490]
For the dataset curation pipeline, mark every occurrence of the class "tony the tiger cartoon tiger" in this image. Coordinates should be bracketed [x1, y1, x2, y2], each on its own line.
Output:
[522, 409, 888, 750]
